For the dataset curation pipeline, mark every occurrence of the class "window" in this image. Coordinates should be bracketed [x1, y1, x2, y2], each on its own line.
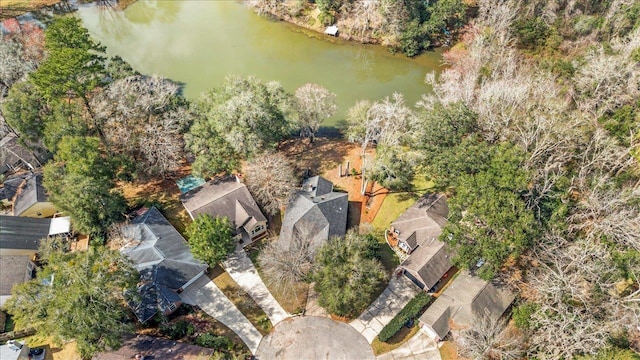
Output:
[167, 302, 177, 312]
[251, 224, 265, 235]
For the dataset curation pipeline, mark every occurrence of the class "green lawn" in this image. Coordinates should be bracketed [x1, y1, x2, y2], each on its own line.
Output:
[370, 178, 434, 231]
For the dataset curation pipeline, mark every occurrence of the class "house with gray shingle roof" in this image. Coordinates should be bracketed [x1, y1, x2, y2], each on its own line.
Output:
[121, 207, 208, 323]
[418, 270, 515, 341]
[180, 176, 267, 246]
[279, 176, 348, 252]
[387, 194, 453, 290]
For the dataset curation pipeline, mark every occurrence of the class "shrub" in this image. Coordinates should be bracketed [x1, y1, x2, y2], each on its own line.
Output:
[514, 17, 550, 48]
[512, 302, 537, 329]
[161, 320, 195, 340]
[318, 11, 335, 27]
[195, 333, 233, 350]
[377, 292, 433, 342]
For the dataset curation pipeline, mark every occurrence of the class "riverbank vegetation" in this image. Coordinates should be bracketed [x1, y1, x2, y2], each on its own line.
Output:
[246, 0, 471, 56]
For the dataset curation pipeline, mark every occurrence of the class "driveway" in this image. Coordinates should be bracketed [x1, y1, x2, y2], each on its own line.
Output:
[180, 274, 263, 354]
[223, 249, 290, 325]
[256, 316, 375, 360]
[350, 275, 421, 343]
[376, 329, 441, 360]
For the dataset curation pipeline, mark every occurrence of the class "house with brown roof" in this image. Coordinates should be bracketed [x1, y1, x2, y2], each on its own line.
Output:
[418, 271, 515, 341]
[180, 176, 268, 246]
[386, 194, 453, 291]
[279, 176, 348, 253]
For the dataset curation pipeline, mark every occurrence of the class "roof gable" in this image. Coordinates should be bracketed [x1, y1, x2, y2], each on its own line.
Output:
[280, 177, 348, 250]
[392, 194, 448, 249]
[419, 271, 514, 338]
[401, 240, 452, 289]
[122, 207, 207, 322]
[180, 177, 266, 233]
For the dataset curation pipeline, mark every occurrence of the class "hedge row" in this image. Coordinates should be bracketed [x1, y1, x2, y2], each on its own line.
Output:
[377, 292, 433, 342]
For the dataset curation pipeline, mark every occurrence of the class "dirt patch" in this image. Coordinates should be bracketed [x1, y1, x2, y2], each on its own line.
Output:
[280, 138, 389, 227]
[117, 163, 192, 234]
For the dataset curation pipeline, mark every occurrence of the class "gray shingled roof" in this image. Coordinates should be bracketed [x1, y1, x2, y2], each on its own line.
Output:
[401, 238, 452, 290]
[0, 255, 33, 297]
[180, 176, 266, 238]
[280, 177, 348, 252]
[419, 271, 515, 339]
[392, 193, 448, 249]
[0, 215, 51, 251]
[122, 207, 207, 323]
[302, 176, 334, 197]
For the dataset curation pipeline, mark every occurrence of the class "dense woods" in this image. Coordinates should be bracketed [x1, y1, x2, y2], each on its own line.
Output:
[246, 0, 469, 56]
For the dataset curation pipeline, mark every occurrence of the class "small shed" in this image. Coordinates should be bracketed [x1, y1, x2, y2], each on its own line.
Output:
[324, 25, 338, 37]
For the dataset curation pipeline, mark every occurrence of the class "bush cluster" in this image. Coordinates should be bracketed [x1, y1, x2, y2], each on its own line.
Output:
[195, 333, 233, 350]
[377, 292, 432, 342]
[161, 320, 195, 340]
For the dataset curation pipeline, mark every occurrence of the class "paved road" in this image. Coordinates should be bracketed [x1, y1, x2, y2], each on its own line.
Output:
[223, 250, 290, 325]
[256, 316, 375, 360]
[180, 274, 263, 354]
[350, 276, 421, 343]
[376, 329, 441, 360]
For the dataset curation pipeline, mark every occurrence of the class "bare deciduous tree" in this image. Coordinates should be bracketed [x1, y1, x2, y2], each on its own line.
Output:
[257, 223, 317, 296]
[244, 151, 298, 216]
[345, 93, 413, 194]
[526, 235, 640, 358]
[294, 83, 337, 142]
[91, 74, 190, 177]
[457, 315, 525, 360]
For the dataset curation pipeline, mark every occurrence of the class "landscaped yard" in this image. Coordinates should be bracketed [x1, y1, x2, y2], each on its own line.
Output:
[246, 241, 309, 314]
[439, 341, 460, 360]
[371, 177, 434, 231]
[209, 266, 273, 335]
[371, 324, 420, 355]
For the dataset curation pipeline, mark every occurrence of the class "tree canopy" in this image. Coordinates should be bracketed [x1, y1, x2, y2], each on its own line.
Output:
[5, 246, 138, 359]
[185, 214, 236, 266]
[314, 230, 387, 318]
[43, 136, 125, 237]
[187, 75, 294, 177]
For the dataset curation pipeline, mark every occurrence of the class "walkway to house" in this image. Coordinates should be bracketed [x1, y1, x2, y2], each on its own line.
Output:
[350, 275, 421, 343]
[180, 275, 263, 354]
[376, 329, 441, 360]
[223, 249, 290, 325]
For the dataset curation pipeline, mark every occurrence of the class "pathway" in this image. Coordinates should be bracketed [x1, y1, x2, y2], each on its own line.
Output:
[350, 275, 421, 343]
[180, 274, 263, 354]
[304, 282, 329, 317]
[223, 249, 290, 325]
[376, 329, 441, 360]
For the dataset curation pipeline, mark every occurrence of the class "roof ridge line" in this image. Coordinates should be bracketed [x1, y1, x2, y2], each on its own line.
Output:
[190, 181, 244, 213]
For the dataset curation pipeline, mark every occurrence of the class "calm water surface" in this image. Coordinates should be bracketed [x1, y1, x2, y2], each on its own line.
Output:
[77, 0, 443, 125]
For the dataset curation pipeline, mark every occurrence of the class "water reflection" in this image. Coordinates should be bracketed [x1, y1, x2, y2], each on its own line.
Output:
[77, 0, 440, 124]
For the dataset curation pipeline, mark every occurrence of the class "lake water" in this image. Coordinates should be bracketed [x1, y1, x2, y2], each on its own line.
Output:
[77, 0, 443, 125]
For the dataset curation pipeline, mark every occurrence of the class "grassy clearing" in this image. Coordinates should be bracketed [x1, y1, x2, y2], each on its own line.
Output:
[371, 324, 420, 355]
[209, 266, 273, 335]
[439, 341, 460, 360]
[370, 178, 434, 231]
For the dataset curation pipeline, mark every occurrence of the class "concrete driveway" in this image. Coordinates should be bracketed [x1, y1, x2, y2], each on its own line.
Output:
[180, 274, 263, 354]
[256, 316, 375, 360]
[376, 329, 441, 360]
[350, 276, 421, 343]
[223, 249, 289, 325]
